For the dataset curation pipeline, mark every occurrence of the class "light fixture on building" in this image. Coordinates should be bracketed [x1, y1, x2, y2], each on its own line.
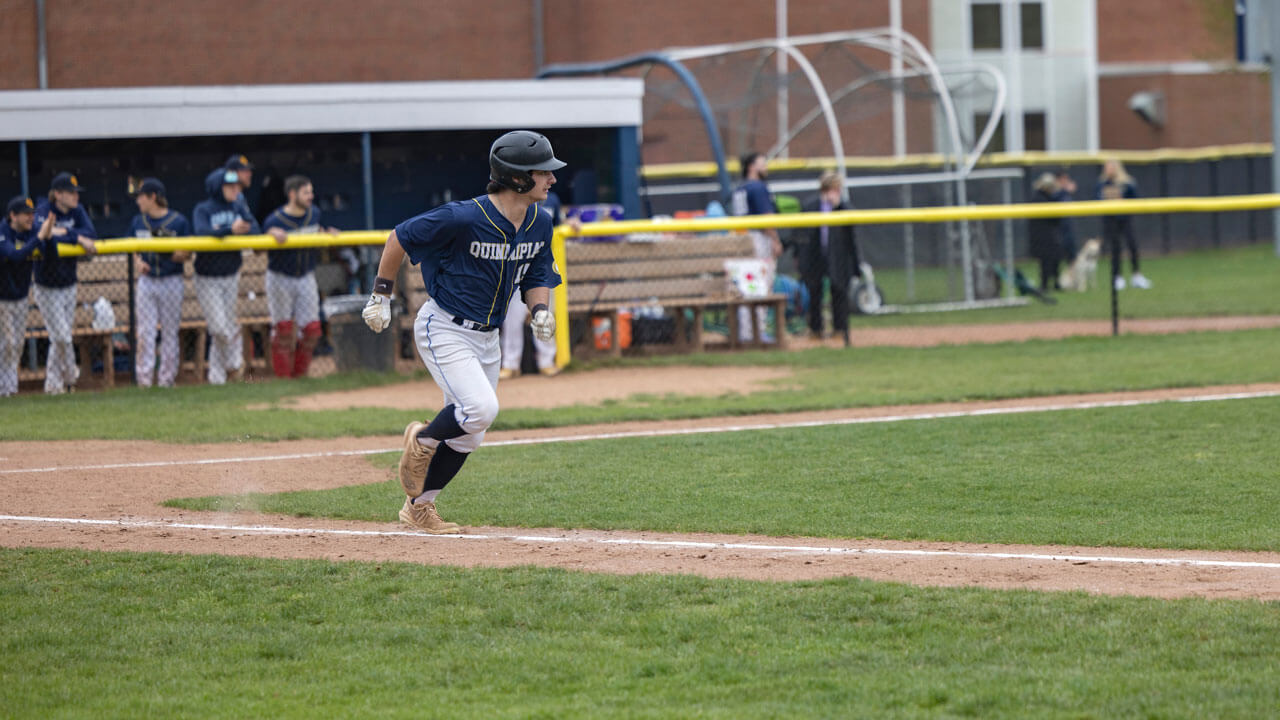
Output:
[1127, 91, 1165, 128]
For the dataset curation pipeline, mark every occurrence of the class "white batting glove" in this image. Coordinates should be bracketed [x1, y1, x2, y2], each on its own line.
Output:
[362, 293, 392, 333]
[531, 305, 555, 342]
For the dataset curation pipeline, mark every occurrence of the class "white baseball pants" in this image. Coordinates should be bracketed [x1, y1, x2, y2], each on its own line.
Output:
[136, 274, 183, 387]
[32, 283, 79, 393]
[413, 298, 501, 454]
[500, 297, 555, 371]
[0, 299, 25, 396]
[266, 270, 320, 326]
[194, 272, 243, 384]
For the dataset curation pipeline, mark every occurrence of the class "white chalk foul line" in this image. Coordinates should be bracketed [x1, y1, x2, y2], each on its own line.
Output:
[3, 389, 1278, 476]
[3, 514, 1279, 570]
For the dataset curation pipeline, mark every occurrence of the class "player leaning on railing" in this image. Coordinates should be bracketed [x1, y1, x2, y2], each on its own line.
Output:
[33, 173, 97, 395]
[362, 130, 563, 534]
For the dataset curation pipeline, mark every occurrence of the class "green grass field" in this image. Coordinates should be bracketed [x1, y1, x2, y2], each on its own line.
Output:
[846, 241, 1280, 326]
[171, 395, 1280, 552]
[5, 243, 1279, 717]
[2, 328, 1278, 442]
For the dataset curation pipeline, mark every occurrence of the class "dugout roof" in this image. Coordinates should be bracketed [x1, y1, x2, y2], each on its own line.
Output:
[0, 79, 644, 141]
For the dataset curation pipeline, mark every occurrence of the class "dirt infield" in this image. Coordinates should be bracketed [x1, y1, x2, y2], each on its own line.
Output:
[4, 381, 1280, 601]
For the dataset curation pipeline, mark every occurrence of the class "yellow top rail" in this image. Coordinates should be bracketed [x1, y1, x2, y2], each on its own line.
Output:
[643, 143, 1274, 179]
[43, 194, 1280, 371]
[553, 194, 1280, 239]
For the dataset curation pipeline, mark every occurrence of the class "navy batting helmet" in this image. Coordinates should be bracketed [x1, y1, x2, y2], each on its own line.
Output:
[489, 130, 566, 193]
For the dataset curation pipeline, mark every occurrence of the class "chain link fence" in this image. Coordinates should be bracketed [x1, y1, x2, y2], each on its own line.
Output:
[2, 246, 376, 394]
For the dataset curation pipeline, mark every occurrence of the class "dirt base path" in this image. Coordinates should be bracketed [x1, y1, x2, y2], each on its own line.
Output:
[4, 382, 1279, 601]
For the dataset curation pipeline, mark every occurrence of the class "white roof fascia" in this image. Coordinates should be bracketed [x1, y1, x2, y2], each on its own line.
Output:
[0, 79, 644, 141]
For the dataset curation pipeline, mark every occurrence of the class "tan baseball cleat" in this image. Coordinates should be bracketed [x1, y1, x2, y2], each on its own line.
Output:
[398, 421, 435, 497]
[399, 497, 461, 534]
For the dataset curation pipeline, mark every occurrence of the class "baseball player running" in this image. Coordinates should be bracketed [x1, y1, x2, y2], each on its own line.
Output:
[129, 178, 191, 388]
[264, 175, 337, 378]
[362, 130, 564, 533]
[33, 172, 98, 394]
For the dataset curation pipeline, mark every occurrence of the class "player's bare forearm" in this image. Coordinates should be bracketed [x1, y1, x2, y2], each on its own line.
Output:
[375, 231, 406, 288]
[524, 286, 550, 310]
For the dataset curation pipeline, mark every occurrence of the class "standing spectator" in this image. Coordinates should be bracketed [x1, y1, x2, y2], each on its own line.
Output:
[33, 172, 97, 395]
[263, 175, 337, 378]
[192, 167, 259, 384]
[1028, 173, 1063, 292]
[797, 171, 859, 347]
[499, 190, 566, 378]
[729, 152, 783, 342]
[129, 178, 191, 388]
[1096, 159, 1149, 290]
[1, 196, 55, 396]
[1052, 167, 1078, 264]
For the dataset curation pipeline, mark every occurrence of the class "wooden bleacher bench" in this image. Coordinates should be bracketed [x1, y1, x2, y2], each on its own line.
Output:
[565, 232, 788, 358]
[20, 251, 274, 387]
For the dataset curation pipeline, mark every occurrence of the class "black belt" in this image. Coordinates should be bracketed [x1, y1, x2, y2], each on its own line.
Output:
[450, 315, 498, 332]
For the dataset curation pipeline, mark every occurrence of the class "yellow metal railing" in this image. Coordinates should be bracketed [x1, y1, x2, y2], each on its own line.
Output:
[50, 193, 1280, 369]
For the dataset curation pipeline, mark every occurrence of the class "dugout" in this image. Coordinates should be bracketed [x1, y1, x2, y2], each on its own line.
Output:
[0, 79, 646, 243]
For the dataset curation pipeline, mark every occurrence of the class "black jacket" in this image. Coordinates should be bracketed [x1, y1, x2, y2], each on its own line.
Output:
[794, 197, 860, 286]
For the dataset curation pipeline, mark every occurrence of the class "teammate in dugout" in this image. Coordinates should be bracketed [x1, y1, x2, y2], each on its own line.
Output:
[192, 167, 261, 385]
[33, 172, 98, 394]
[362, 130, 564, 533]
[1, 196, 57, 397]
[264, 175, 339, 378]
[129, 178, 192, 389]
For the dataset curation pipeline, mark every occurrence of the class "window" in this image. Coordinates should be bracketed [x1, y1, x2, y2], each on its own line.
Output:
[1020, 2, 1044, 49]
[974, 111, 1005, 153]
[971, 2, 1044, 51]
[974, 111, 1047, 152]
[1023, 112, 1046, 151]
[971, 3, 1002, 50]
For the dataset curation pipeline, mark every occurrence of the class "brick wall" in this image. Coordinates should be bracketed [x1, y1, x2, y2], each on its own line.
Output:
[0, 0, 39, 89]
[1096, 0, 1236, 63]
[1099, 72, 1270, 149]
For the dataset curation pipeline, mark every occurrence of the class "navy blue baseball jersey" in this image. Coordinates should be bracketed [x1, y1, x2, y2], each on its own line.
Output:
[396, 196, 561, 327]
[32, 199, 96, 288]
[192, 168, 260, 277]
[1, 221, 50, 301]
[731, 178, 775, 217]
[129, 210, 191, 278]
[263, 205, 322, 277]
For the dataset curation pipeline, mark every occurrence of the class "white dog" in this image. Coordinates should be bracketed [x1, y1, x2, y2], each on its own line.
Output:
[1059, 237, 1101, 292]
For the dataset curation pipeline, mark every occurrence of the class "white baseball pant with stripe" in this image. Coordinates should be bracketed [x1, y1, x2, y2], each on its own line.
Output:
[413, 297, 501, 454]
[32, 283, 79, 393]
[0, 299, 25, 396]
[135, 274, 183, 387]
[194, 272, 243, 384]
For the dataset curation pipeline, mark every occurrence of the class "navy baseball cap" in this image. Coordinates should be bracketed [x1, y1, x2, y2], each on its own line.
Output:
[225, 154, 252, 170]
[50, 172, 86, 193]
[6, 195, 35, 214]
[131, 177, 166, 197]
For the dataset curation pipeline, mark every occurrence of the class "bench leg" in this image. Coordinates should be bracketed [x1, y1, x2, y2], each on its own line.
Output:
[726, 302, 740, 349]
[691, 307, 704, 351]
[673, 308, 688, 352]
[195, 331, 207, 382]
[104, 336, 115, 388]
[772, 297, 788, 349]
